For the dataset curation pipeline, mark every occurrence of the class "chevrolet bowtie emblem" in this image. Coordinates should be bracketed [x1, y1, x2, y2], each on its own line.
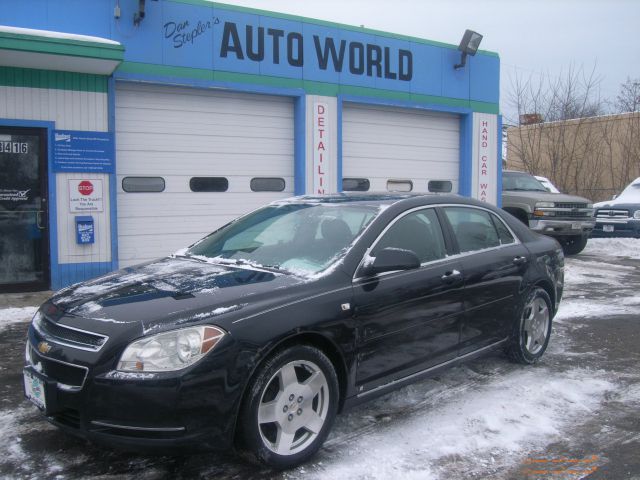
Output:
[37, 341, 52, 354]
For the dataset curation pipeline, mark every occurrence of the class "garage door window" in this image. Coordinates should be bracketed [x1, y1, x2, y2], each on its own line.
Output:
[428, 180, 453, 193]
[250, 177, 285, 192]
[122, 177, 165, 193]
[343, 178, 370, 192]
[387, 180, 413, 192]
[190, 177, 229, 192]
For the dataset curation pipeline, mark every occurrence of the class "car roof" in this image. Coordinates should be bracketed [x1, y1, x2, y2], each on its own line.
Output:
[274, 192, 448, 206]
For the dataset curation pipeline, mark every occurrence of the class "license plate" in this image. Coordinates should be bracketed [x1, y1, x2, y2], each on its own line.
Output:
[571, 222, 581, 230]
[24, 370, 46, 410]
[603, 225, 614, 233]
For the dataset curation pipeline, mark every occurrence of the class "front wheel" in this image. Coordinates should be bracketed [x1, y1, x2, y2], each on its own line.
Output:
[559, 235, 588, 255]
[238, 345, 339, 469]
[506, 287, 553, 364]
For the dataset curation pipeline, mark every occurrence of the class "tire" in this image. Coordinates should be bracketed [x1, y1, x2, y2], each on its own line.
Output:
[238, 345, 339, 469]
[505, 287, 553, 364]
[560, 235, 588, 255]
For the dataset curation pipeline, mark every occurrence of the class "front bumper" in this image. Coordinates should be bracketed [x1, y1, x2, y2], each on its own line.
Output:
[529, 219, 595, 237]
[24, 325, 244, 453]
[591, 218, 640, 238]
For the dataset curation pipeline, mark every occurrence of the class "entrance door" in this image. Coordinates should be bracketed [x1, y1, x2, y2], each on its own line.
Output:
[0, 127, 49, 292]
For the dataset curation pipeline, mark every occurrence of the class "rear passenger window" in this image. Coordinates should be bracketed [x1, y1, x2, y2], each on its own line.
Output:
[491, 214, 515, 245]
[372, 209, 446, 263]
[444, 207, 500, 252]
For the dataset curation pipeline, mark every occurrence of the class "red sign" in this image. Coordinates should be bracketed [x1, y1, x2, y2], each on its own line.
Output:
[78, 180, 94, 196]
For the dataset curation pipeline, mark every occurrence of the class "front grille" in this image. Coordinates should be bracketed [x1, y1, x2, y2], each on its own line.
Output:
[36, 314, 107, 351]
[555, 202, 588, 209]
[596, 209, 629, 219]
[30, 346, 88, 387]
[557, 211, 592, 218]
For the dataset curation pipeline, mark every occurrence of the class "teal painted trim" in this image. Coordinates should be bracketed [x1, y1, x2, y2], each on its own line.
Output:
[116, 62, 499, 114]
[168, 0, 498, 57]
[0, 66, 108, 92]
[0, 30, 124, 61]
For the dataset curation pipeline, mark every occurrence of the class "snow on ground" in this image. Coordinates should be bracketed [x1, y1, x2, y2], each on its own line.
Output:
[584, 238, 640, 259]
[299, 368, 613, 480]
[0, 307, 37, 331]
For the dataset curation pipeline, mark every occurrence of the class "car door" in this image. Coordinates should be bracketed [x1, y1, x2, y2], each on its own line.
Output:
[441, 206, 529, 355]
[352, 207, 464, 392]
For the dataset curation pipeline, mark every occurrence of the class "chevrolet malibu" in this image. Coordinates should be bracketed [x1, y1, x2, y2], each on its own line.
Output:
[24, 193, 564, 468]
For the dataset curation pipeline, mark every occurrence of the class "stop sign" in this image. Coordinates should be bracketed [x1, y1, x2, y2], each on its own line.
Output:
[78, 180, 94, 196]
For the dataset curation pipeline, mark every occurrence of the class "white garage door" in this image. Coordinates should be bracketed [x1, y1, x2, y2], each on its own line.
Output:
[116, 82, 294, 267]
[342, 103, 460, 193]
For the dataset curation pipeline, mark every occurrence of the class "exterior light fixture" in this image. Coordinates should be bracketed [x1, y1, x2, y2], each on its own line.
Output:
[454, 29, 483, 69]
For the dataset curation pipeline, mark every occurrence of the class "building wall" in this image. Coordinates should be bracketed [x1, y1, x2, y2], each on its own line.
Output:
[0, 68, 113, 288]
[507, 112, 640, 202]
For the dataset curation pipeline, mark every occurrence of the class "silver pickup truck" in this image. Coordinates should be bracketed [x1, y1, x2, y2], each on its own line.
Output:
[502, 170, 595, 255]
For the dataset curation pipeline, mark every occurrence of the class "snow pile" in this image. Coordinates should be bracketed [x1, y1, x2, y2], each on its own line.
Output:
[0, 307, 37, 330]
[303, 368, 612, 480]
[584, 238, 640, 259]
[0, 25, 121, 45]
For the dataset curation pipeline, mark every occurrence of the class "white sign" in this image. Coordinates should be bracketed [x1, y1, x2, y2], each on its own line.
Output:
[313, 102, 329, 194]
[472, 113, 498, 205]
[69, 179, 103, 212]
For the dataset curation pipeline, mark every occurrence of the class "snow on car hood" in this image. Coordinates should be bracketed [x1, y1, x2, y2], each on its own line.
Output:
[49, 256, 305, 335]
[594, 178, 640, 208]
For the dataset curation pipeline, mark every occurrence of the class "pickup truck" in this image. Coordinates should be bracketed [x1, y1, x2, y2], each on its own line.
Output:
[502, 170, 595, 254]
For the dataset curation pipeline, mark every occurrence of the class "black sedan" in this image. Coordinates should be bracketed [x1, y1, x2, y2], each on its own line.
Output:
[23, 193, 564, 469]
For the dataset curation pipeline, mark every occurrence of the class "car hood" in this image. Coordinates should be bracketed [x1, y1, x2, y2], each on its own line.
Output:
[49, 257, 314, 338]
[593, 201, 640, 211]
[503, 190, 592, 204]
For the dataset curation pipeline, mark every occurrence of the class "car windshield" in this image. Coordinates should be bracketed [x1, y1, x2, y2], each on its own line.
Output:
[503, 172, 548, 192]
[185, 203, 380, 275]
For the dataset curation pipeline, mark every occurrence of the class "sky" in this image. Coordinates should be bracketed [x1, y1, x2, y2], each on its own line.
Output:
[218, 0, 640, 122]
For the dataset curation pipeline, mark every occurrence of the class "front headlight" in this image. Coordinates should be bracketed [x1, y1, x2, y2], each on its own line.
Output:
[586, 203, 594, 209]
[535, 201, 555, 208]
[117, 325, 226, 372]
[634, 210, 640, 220]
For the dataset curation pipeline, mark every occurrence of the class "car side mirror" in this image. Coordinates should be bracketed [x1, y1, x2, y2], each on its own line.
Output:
[362, 247, 420, 276]
[612, 194, 617, 200]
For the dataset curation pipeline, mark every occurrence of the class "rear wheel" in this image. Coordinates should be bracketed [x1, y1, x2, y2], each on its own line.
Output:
[506, 287, 552, 364]
[559, 235, 588, 255]
[238, 345, 339, 469]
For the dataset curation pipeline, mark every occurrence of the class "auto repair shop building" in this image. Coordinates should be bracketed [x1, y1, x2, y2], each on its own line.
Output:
[0, 0, 501, 291]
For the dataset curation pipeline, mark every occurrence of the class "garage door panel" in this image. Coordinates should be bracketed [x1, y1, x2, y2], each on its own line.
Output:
[343, 103, 460, 193]
[116, 82, 294, 267]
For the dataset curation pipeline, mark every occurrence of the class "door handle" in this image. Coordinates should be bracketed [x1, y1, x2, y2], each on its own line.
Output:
[513, 256, 527, 266]
[441, 269, 462, 284]
[36, 210, 45, 230]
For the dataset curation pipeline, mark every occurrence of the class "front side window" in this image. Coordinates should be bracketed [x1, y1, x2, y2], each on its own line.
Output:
[444, 207, 500, 252]
[188, 203, 379, 275]
[372, 208, 446, 263]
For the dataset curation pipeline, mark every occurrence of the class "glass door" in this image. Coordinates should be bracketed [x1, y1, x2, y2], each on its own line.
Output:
[0, 127, 49, 292]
